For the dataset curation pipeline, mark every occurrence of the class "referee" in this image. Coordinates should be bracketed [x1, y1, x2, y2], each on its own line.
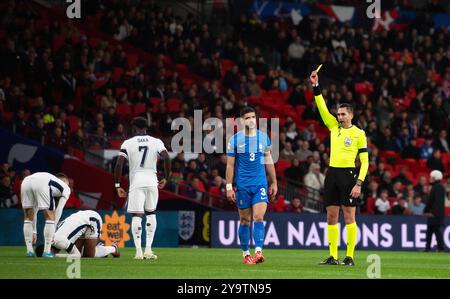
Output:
[310, 70, 369, 266]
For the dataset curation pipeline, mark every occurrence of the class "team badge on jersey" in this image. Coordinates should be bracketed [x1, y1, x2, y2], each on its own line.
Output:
[344, 137, 352, 147]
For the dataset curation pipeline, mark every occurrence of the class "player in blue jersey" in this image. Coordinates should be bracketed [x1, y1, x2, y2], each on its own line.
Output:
[226, 106, 278, 265]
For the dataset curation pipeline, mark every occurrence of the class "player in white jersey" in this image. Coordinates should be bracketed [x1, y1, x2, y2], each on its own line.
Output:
[21, 172, 70, 257]
[114, 117, 171, 260]
[35, 210, 119, 258]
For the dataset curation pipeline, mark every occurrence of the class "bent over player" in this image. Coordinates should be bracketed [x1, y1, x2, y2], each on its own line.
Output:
[21, 172, 70, 257]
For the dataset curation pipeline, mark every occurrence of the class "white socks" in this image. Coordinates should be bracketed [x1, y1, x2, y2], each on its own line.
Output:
[23, 220, 34, 253]
[132, 216, 143, 255]
[43, 220, 55, 254]
[94, 245, 116, 257]
[145, 214, 157, 253]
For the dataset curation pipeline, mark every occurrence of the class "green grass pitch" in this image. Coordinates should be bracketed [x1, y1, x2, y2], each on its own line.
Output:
[0, 247, 449, 279]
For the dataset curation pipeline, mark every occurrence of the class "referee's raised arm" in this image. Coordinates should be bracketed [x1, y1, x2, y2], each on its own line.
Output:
[309, 71, 339, 130]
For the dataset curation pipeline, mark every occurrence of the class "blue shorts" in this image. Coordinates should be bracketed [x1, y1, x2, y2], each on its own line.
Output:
[236, 185, 269, 209]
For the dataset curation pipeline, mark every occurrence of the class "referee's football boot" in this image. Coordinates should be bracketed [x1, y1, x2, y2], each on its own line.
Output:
[319, 256, 339, 265]
[341, 256, 355, 266]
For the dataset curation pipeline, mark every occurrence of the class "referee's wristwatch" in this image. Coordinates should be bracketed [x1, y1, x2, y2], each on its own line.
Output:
[355, 179, 363, 187]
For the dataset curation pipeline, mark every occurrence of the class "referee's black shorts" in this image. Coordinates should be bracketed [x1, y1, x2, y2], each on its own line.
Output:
[324, 167, 358, 207]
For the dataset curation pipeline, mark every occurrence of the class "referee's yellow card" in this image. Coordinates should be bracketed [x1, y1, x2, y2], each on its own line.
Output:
[315, 64, 323, 73]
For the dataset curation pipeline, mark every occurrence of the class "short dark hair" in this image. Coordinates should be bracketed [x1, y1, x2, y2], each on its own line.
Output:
[337, 103, 354, 113]
[55, 172, 68, 180]
[131, 117, 148, 129]
[240, 106, 256, 117]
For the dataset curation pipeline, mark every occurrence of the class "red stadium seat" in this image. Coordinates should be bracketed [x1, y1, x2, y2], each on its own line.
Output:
[69, 147, 85, 161]
[109, 139, 122, 150]
[148, 97, 162, 112]
[67, 115, 80, 134]
[366, 197, 375, 214]
[133, 103, 146, 116]
[127, 54, 139, 69]
[248, 96, 261, 105]
[276, 160, 292, 177]
[416, 138, 426, 148]
[402, 158, 419, 170]
[116, 104, 132, 121]
[380, 150, 400, 164]
[52, 35, 65, 52]
[175, 64, 189, 75]
[442, 153, 450, 167]
[115, 88, 127, 97]
[167, 98, 182, 113]
[221, 59, 234, 76]
[112, 67, 124, 83]
[445, 207, 450, 217]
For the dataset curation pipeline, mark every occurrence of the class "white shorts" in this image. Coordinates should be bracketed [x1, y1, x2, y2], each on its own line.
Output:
[54, 221, 99, 247]
[21, 178, 54, 210]
[126, 187, 158, 213]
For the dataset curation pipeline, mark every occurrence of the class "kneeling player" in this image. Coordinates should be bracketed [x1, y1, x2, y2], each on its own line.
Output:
[36, 210, 119, 258]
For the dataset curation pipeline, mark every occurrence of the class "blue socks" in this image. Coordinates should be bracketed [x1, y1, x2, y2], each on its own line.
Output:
[238, 224, 250, 251]
[253, 221, 265, 250]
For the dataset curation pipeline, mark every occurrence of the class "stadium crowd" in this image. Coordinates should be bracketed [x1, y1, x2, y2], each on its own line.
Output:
[0, 0, 449, 214]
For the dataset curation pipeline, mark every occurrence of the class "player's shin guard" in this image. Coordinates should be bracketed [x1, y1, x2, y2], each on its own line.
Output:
[238, 223, 250, 256]
[43, 220, 55, 253]
[328, 224, 339, 260]
[94, 245, 115, 257]
[346, 222, 357, 259]
[23, 220, 34, 253]
[145, 214, 157, 253]
[253, 221, 265, 252]
[131, 216, 143, 254]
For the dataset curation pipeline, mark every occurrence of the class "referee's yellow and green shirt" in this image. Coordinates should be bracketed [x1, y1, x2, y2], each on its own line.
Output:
[313, 86, 369, 182]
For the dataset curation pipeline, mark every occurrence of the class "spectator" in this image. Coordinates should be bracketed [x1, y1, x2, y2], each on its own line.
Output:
[402, 138, 421, 159]
[379, 171, 395, 197]
[0, 175, 18, 208]
[185, 177, 206, 201]
[427, 149, 445, 172]
[12, 169, 31, 202]
[391, 197, 412, 215]
[284, 158, 303, 182]
[420, 138, 434, 159]
[268, 195, 287, 212]
[288, 84, 306, 107]
[395, 127, 411, 153]
[433, 129, 449, 153]
[303, 163, 325, 201]
[414, 175, 428, 198]
[394, 166, 412, 186]
[279, 141, 296, 161]
[110, 123, 127, 141]
[184, 160, 199, 180]
[70, 128, 87, 149]
[375, 189, 391, 215]
[295, 140, 313, 162]
[196, 153, 209, 173]
[409, 195, 426, 215]
[46, 127, 67, 152]
[285, 197, 303, 213]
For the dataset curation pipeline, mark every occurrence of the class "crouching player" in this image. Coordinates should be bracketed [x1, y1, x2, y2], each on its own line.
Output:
[35, 210, 119, 258]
